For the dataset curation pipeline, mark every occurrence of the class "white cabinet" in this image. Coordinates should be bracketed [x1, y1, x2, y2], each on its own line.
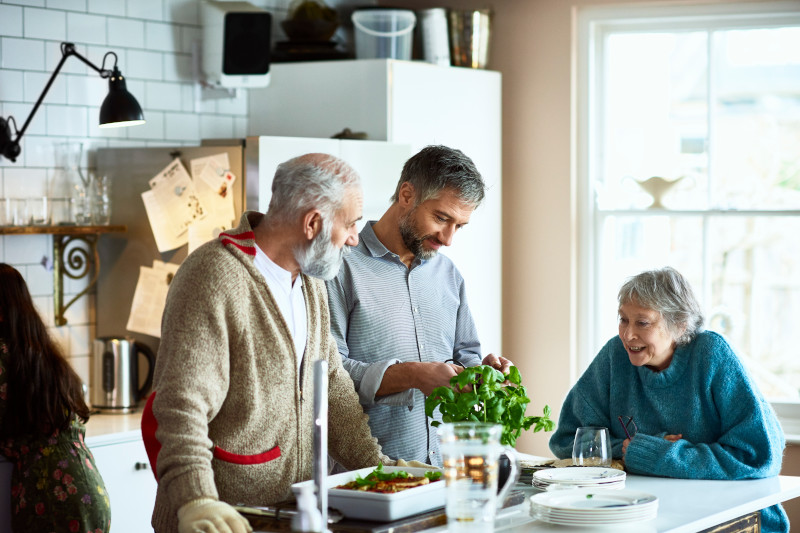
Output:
[90, 434, 157, 533]
[249, 60, 503, 353]
[252, 136, 411, 229]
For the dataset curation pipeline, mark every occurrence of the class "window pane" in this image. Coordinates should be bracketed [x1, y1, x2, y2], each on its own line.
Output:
[710, 27, 800, 209]
[596, 216, 704, 347]
[599, 32, 709, 210]
[708, 216, 800, 400]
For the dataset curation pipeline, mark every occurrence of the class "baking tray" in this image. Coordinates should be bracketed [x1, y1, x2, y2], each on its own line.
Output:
[291, 466, 445, 522]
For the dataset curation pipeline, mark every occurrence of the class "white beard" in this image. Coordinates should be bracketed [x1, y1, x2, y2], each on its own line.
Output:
[294, 225, 346, 280]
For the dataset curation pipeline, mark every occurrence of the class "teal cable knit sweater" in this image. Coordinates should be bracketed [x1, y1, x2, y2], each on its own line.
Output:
[549, 331, 788, 533]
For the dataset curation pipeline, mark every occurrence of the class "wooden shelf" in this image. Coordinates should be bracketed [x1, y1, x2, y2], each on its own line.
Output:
[0, 224, 126, 235]
[0, 224, 127, 326]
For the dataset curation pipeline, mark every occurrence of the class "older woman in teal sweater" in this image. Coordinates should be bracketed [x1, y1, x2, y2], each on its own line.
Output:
[549, 267, 788, 533]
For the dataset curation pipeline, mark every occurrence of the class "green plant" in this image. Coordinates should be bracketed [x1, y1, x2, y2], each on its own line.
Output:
[424, 365, 555, 447]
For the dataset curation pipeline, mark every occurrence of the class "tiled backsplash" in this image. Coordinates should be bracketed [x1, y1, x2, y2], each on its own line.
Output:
[0, 0, 370, 383]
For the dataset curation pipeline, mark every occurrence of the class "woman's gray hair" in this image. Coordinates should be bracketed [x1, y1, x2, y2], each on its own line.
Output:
[618, 266, 705, 345]
[391, 145, 485, 207]
[265, 153, 361, 224]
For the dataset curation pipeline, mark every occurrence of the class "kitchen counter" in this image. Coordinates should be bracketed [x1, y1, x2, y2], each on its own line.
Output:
[85, 411, 144, 446]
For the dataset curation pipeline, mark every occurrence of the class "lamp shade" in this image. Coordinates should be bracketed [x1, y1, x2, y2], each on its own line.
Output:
[99, 67, 145, 128]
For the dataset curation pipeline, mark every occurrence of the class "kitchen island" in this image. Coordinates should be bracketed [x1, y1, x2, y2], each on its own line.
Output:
[245, 470, 800, 533]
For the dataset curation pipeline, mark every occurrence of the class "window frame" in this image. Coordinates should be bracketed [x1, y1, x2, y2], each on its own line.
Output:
[575, 0, 800, 437]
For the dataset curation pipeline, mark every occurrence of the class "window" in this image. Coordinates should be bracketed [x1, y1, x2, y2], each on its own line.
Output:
[577, 3, 800, 408]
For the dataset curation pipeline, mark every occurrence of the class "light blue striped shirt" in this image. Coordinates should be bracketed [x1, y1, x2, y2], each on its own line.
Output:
[326, 221, 482, 465]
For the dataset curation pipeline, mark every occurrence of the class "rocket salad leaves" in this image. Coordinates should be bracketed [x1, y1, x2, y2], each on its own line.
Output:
[424, 365, 555, 447]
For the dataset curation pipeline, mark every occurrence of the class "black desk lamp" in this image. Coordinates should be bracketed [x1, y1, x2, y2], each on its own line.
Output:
[0, 42, 145, 163]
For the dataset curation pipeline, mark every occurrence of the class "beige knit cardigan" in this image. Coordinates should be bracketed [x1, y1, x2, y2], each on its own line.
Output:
[145, 212, 389, 533]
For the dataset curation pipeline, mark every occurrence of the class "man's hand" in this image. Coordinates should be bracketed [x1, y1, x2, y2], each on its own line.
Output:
[378, 361, 463, 397]
[482, 354, 513, 376]
[177, 499, 252, 533]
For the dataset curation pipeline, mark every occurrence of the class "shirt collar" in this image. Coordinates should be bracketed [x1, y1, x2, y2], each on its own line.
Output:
[359, 221, 425, 268]
[254, 243, 303, 290]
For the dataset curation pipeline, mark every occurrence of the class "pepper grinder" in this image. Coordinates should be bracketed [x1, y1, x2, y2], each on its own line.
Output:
[313, 359, 328, 532]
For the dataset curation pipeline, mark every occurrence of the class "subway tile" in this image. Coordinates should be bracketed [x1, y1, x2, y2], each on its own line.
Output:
[24, 71, 67, 104]
[185, 84, 216, 114]
[24, 7, 66, 41]
[68, 355, 90, 387]
[26, 262, 54, 297]
[0, 70, 24, 102]
[4, 102, 47, 136]
[47, 0, 88, 11]
[67, 12, 107, 46]
[126, 49, 163, 81]
[4, 234, 49, 264]
[145, 20, 175, 52]
[1, 37, 44, 70]
[200, 114, 234, 140]
[234, 116, 247, 138]
[180, 25, 201, 55]
[47, 105, 89, 137]
[3, 167, 48, 197]
[127, 109, 164, 140]
[108, 17, 145, 49]
[164, 111, 199, 141]
[216, 89, 248, 116]
[46, 41, 90, 75]
[18, 135, 60, 167]
[69, 324, 91, 357]
[87, 0, 124, 17]
[145, 80, 182, 110]
[127, 0, 163, 21]
[0, 5, 23, 37]
[66, 73, 106, 107]
[164, 0, 198, 25]
[163, 51, 191, 82]
[87, 106, 129, 139]
[5, 0, 46, 7]
[33, 295, 54, 326]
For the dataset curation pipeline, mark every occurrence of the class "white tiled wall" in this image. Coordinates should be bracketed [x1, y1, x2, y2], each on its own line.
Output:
[0, 0, 370, 383]
[0, 0, 289, 384]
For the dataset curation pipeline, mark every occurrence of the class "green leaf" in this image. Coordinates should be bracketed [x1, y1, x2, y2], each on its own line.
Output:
[425, 365, 554, 443]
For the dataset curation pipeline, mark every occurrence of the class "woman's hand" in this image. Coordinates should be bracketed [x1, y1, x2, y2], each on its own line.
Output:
[623, 433, 682, 457]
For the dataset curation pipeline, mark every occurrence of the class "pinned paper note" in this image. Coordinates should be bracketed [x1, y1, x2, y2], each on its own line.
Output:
[142, 159, 208, 252]
[190, 153, 236, 230]
[126, 261, 180, 338]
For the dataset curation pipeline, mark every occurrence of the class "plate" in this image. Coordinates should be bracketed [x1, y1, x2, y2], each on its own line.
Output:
[291, 466, 445, 522]
[533, 467, 626, 485]
[530, 488, 658, 526]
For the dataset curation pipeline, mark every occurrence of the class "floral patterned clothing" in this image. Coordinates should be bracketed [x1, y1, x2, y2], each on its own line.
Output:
[0, 341, 111, 533]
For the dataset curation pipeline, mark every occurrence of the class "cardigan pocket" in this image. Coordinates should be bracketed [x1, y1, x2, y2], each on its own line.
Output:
[213, 444, 281, 465]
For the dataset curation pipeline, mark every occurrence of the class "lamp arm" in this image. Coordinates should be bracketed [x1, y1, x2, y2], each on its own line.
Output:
[14, 42, 113, 142]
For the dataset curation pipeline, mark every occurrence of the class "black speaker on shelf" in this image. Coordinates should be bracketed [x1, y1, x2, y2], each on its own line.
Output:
[202, 1, 272, 88]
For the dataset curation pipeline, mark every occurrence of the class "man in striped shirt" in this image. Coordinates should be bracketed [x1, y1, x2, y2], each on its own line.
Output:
[326, 145, 512, 466]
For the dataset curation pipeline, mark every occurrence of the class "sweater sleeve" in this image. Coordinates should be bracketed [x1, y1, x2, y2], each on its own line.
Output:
[624, 335, 785, 480]
[549, 344, 622, 458]
[150, 251, 236, 508]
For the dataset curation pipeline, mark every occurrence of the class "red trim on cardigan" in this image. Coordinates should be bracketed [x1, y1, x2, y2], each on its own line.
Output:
[140, 391, 160, 481]
[213, 444, 281, 465]
[219, 231, 256, 256]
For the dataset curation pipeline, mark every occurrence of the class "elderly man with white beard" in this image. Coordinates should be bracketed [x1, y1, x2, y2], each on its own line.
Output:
[141, 153, 396, 533]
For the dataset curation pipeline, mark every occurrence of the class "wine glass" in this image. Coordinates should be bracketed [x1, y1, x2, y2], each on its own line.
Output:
[572, 426, 612, 467]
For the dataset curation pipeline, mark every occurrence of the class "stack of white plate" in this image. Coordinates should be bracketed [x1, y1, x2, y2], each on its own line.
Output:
[531, 467, 626, 491]
[530, 488, 658, 526]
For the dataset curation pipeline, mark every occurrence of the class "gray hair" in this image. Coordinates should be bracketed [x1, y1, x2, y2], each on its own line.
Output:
[618, 266, 705, 345]
[391, 145, 485, 207]
[265, 153, 361, 224]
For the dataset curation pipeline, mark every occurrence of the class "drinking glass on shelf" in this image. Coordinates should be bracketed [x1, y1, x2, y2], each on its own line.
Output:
[572, 426, 612, 467]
